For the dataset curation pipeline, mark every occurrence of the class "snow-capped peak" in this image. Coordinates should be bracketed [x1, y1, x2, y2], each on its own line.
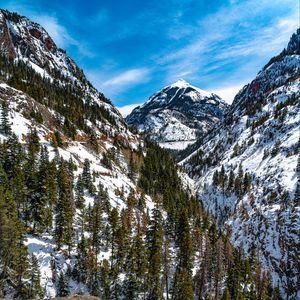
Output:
[126, 80, 229, 150]
[169, 79, 212, 98]
[170, 79, 190, 89]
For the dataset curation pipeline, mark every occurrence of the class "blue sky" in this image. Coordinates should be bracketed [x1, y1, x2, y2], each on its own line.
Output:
[1, 0, 299, 113]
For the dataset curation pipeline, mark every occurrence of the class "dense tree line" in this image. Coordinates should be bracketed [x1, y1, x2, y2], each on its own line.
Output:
[0, 105, 281, 299]
[0, 54, 117, 140]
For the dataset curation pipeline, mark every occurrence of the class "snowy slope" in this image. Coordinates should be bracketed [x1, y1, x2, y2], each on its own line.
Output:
[0, 10, 157, 297]
[0, 81, 157, 297]
[126, 79, 228, 150]
[0, 9, 123, 126]
[182, 29, 300, 297]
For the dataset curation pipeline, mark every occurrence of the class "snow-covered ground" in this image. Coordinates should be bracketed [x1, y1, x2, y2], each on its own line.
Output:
[183, 51, 300, 296]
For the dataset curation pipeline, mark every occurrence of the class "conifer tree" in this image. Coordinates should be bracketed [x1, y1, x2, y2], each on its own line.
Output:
[109, 207, 119, 271]
[172, 208, 194, 300]
[55, 159, 75, 253]
[30, 145, 52, 232]
[75, 175, 85, 209]
[213, 169, 219, 186]
[163, 232, 171, 300]
[57, 272, 69, 297]
[100, 259, 111, 300]
[28, 254, 44, 299]
[82, 158, 93, 192]
[90, 196, 103, 259]
[235, 164, 244, 197]
[0, 100, 12, 135]
[27, 127, 40, 157]
[227, 169, 235, 192]
[219, 165, 227, 194]
[146, 204, 163, 300]
[0, 188, 29, 296]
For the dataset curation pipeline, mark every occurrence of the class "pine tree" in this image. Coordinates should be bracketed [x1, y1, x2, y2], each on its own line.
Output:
[0, 100, 12, 135]
[89, 130, 99, 153]
[163, 232, 171, 300]
[226, 248, 243, 299]
[31, 145, 52, 232]
[213, 169, 219, 186]
[13, 238, 30, 298]
[86, 250, 101, 297]
[100, 259, 111, 300]
[75, 174, 85, 209]
[82, 158, 93, 192]
[55, 159, 75, 253]
[172, 208, 194, 300]
[57, 272, 69, 297]
[28, 254, 44, 299]
[0, 188, 29, 297]
[90, 196, 103, 259]
[243, 172, 251, 193]
[227, 169, 235, 192]
[95, 183, 110, 214]
[123, 231, 147, 299]
[27, 127, 40, 157]
[109, 207, 119, 271]
[219, 165, 227, 194]
[146, 204, 163, 300]
[128, 151, 137, 180]
[234, 163, 244, 197]
[222, 288, 232, 300]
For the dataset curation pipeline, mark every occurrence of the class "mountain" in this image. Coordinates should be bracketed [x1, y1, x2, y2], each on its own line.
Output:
[0, 9, 84, 81]
[182, 28, 300, 297]
[126, 79, 228, 150]
[0, 9, 124, 129]
[0, 9, 271, 300]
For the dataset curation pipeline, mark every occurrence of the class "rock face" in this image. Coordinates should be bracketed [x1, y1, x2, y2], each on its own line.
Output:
[0, 9, 84, 80]
[126, 79, 228, 150]
[0, 8, 125, 128]
[182, 28, 300, 297]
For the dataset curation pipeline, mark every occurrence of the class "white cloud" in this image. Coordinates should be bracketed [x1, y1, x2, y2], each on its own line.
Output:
[34, 15, 73, 48]
[213, 83, 247, 104]
[117, 103, 142, 117]
[102, 68, 151, 88]
[157, 0, 299, 84]
[33, 15, 94, 57]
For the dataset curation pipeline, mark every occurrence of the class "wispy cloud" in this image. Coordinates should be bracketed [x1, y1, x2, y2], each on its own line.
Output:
[215, 13, 299, 60]
[102, 68, 151, 88]
[213, 83, 248, 104]
[117, 103, 142, 117]
[34, 15, 73, 48]
[33, 14, 94, 57]
[156, 0, 299, 86]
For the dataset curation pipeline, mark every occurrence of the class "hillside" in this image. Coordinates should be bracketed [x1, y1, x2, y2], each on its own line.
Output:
[182, 28, 300, 297]
[126, 79, 228, 150]
[0, 9, 273, 300]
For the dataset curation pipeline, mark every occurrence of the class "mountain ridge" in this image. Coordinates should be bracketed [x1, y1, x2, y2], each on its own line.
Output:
[126, 79, 229, 150]
[181, 28, 300, 297]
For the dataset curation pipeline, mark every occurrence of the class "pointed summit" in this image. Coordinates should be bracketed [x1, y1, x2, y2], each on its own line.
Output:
[168, 79, 212, 98]
[126, 81, 228, 150]
[170, 79, 190, 88]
